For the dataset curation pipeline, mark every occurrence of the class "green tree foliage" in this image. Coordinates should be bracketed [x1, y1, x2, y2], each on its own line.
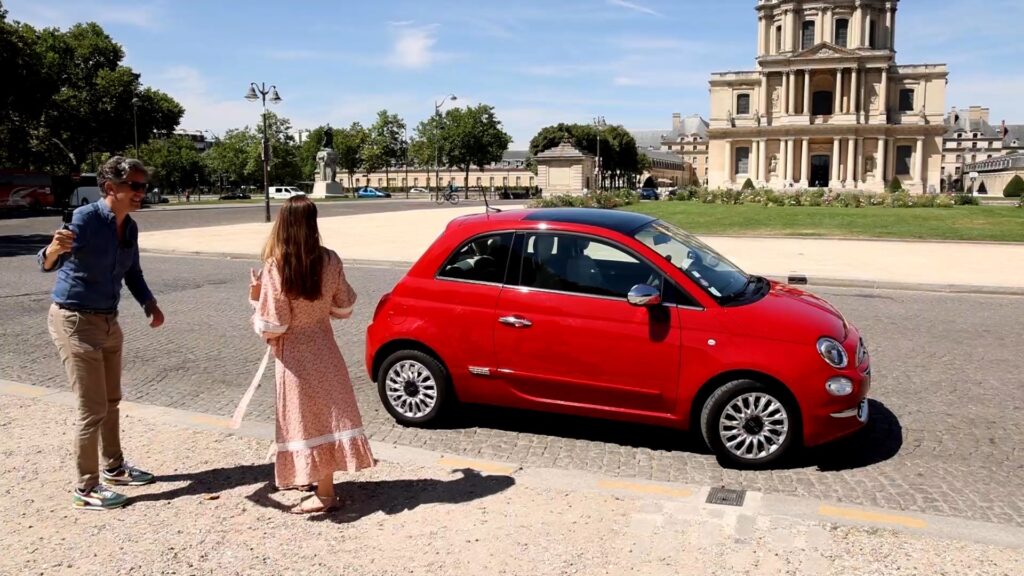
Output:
[366, 110, 407, 189]
[741, 178, 756, 191]
[527, 122, 643, 189]
[138, 136, 205, 193]
[334, 122, 369, 189]
[442, 104, 512, 197]
[409, 114, 446, 185]
[297, 126, 329, 181]
[1002, 175, 1024, 198]
[0, 12, 183, 173]
[202, 128, 261, 187]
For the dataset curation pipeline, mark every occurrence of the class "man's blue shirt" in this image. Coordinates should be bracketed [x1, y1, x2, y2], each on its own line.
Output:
[38, 201, 154, 311]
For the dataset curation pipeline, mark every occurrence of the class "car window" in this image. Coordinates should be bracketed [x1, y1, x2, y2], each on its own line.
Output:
[515, 232, 661, 299]
[437, 232, 514, 285]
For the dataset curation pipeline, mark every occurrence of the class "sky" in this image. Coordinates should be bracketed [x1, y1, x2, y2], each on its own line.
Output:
[6, 0, 1024, 148]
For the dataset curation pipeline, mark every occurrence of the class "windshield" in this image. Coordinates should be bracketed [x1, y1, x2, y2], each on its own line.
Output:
[634, 220, 750, 301]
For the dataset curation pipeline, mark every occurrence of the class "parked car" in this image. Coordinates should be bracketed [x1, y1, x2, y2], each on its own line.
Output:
[410, 187, 429, 195]
[219, 190, 252, 200]
[639, 187, 659, 200]
[268, 186, 306, 199]
[69, 173, 101, 206]
[356, 187, 392, 198]
[365, 208, 871, 468]
[0, 170, 55, 211]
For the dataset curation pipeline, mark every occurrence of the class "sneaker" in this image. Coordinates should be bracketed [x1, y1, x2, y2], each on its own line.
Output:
[101, 463, 155, 486]
[72, 485, 127, 510]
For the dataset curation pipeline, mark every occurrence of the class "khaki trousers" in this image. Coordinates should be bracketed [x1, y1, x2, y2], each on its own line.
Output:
[47, 304, 124, 491]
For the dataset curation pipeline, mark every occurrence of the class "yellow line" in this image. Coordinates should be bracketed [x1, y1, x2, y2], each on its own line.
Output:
[0, 382, 57, 398]
[186, 414, 231, 428]
[438, 456, 517, 475]
[818, 505, 927, 529]
[597, 479, 693, 499]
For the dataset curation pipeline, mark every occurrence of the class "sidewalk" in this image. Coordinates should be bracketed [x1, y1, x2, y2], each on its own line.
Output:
[2, 382, 1021, 575]
[141, 204, 1024, 294]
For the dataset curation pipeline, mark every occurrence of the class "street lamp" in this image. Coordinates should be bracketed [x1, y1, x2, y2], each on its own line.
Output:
[433, 93, 457, 199]
[593, 116, 606, 191]
[131, 97, 141, 159]
[245, 82, 282, 223]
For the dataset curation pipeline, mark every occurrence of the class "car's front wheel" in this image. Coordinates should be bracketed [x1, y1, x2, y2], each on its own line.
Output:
[377, 350, 451, 426]
[700, 379, 798, 468]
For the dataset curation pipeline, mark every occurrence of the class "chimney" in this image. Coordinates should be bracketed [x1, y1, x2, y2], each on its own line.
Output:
[672, 112, 681, 132]
[967, 106, 990, 123]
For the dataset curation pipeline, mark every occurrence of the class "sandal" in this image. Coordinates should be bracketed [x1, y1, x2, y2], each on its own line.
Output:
[290, 495, 339, 514]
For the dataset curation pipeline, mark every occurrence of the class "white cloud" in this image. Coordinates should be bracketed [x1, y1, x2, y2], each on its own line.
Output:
[389, 22, 440, 69]
[607, 0, 660, 17]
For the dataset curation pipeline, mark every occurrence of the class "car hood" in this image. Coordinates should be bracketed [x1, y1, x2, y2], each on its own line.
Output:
[722, 281, 848, 344]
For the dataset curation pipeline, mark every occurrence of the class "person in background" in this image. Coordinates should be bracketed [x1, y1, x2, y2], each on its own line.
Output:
[251, 195, 375, 514]
[40, 156, 165, 510]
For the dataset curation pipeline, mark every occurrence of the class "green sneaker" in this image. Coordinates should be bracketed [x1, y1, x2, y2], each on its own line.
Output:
[72, 485, 127, 510]
[101, 463, 155, 486]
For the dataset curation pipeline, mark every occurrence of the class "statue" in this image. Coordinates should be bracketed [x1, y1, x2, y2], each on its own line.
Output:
[771, 87, 781, 112]
[320, 124, 334, 149]
[754, 109, 761, 126]
[726, 109, 734, 127]
[865, 155, 876, 174]
[315, 148, 338, 182]
[769, 154, 778, 174]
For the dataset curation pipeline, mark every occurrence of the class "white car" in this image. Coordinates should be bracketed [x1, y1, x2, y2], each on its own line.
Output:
[268, 186, 306, 199]
[70, 173, 102, 206]
[410, 187, 429, 195]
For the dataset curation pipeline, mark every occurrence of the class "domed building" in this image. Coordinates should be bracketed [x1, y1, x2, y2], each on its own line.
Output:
[707, 0, 947, 193]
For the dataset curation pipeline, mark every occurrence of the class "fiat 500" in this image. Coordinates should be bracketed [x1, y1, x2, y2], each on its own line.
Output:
[365, 208, 871, 468]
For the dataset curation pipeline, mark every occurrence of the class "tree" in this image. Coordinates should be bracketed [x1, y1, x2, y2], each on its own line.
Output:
[139, 136, 204, 194]
[442, 104, 512, 198]
[409, 114, 446, 189]
[1003, 175, 1024, 198]
[366, 110, 406, 190]
[255, 111, 302, 186]
[528, 122, 643, 189]
[297, 125, 329, 182]
[202, 128, 261, 187]
[335, 122, 368, 190]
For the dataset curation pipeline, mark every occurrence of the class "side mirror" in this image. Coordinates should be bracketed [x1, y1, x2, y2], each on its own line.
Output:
[627, 284, 662, 307]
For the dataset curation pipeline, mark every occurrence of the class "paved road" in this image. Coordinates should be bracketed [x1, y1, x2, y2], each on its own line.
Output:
[2, 251, 1022, 528]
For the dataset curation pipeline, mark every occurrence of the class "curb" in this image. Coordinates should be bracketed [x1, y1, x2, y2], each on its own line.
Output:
[3, 378, 1022, 550]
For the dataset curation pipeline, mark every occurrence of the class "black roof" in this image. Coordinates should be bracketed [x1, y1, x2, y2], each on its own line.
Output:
[523, 208, 656, 235]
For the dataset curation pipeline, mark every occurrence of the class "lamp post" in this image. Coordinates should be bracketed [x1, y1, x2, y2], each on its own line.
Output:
[402, 125, 410, 199]
[131, 97, 141, 159]
[592, 116, 606, 191]
[245, 82, 282, 223]
[433, 93, 457, 199]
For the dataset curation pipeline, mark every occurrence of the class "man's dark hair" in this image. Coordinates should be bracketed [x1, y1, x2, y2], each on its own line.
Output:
[97, 156, 149, 193]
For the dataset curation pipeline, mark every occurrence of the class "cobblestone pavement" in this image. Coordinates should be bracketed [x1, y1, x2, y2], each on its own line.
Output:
[1, 252, 1022, 528]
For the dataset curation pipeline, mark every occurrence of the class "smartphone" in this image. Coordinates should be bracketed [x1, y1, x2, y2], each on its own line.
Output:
[61, 209, 74, 230]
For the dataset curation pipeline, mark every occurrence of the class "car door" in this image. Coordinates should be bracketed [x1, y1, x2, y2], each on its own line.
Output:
[493, 231, 681, 415]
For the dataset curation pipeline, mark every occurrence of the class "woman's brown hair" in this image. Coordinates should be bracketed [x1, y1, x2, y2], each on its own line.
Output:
[262, 195, 324, 300]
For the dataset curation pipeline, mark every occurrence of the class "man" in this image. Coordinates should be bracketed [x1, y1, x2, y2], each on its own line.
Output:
[39, 156, 165, 510]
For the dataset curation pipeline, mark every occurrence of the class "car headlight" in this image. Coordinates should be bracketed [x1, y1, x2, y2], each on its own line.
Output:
[817, 337, 848, 369]
[856, 337, 868, 365]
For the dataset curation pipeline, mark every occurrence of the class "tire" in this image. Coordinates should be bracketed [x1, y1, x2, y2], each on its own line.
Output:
[700, 379, 798, 469]
[449, 194, 460, 205]
[434, 193, 445, 205]
[377, 350, 452, 426]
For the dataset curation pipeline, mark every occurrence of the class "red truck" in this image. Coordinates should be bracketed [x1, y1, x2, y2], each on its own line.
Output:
[0, 170, 55, 211]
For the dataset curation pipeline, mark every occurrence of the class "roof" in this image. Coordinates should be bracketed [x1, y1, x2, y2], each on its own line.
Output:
[629, 115, 709, 149]
[535, 140, 592, 159]
[523, 208, 656, 235]
[502, 150, 529, 161]
[944, 112, 1001, 138]
[641, 149, 684, 165]
[1003, 125, 1024, 146]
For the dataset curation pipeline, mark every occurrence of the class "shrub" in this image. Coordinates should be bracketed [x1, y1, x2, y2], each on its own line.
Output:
[800, 189, 825, 207]
[838, 191, 866, 208]
[887, 177, 904, 193]
[741, 178, 756, 191]
[719, 189, 743, 205]
[915, 193, 936, 208]
[887, 191, 912, 208]
[935, 194, 954, 208]
[953, 192, 979, 206]
[1004, 175, 1024, 198]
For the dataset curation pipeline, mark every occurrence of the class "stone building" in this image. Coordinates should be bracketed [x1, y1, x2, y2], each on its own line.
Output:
[631, 113, 709, 185]
[941, 106, 1024, 192]
[346, 151, 535, 191]
[534, 139, 596, 195]
[708, 0, 948, 193]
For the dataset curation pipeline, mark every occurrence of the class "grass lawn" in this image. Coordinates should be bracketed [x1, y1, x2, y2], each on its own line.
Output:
[622, 202, 1024, 243]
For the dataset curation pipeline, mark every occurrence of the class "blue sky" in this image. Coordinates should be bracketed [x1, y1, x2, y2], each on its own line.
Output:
[7, 0, 1024, 147]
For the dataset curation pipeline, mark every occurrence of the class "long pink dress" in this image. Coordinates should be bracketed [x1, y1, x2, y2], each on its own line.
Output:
[253, 249, 375, 488]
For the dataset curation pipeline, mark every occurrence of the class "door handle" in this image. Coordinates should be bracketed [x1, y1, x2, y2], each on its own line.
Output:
[498, 315, 532, 328]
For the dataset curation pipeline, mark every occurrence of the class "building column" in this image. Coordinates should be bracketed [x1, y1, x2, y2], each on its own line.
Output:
[786, 138, 796, 184]
[725, 140, 734, 185]
[915, 136, 925, 187]
[831, 138, 842, 184]
[847, 137, 857, 184]
[834, 69, 843, 115]
[886, 6, 895, 50]
[875, 138, 887, 184]
[803, 69, 812, 116]
[850, 67, 859, 116]
[853, 3, 863, 47]
[758, 138, 768, 184]
[823, 7, 833, 44]
[801, 137, 811, 185]
[880, 67, 889, 117]
[761, 73, 769, 118]
[782, 9, 791, 52]
[779, 140, 788, 185]
[757, 16, 765, 57]
[750, 140, 759, 183]
[857, 137, 865, 184]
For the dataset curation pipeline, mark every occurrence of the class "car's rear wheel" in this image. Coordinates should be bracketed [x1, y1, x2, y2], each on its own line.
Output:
[377, 350, 451, 425]
[700, 379, 798, 468]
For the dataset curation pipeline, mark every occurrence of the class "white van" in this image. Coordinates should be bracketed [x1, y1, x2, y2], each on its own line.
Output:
[268, 186, 305, 199]
[70, 173, 102, 206]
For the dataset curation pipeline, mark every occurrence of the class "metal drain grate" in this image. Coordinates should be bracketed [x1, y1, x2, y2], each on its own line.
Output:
[706, 487, 746, 507]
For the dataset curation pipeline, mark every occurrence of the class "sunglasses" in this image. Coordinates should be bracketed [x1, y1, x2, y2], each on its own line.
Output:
[121, 181, 149, 192]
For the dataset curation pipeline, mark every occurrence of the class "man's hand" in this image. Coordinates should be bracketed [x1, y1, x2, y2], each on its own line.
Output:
[145, 300, 165, 328]
[42, 229, 75, 270]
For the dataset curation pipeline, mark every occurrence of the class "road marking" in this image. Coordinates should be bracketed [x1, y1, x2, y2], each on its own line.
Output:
[0, 380, 58, 398]
[597, 479, 693, 498]
[818, 504, 927, 529]
[437, 455, 517, 475]
[185, 413, 232, 428]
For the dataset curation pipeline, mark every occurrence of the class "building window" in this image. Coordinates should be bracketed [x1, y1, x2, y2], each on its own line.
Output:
[802, 21, 815, 50]
[736, 93, 751, 115]
[834, 18, 849, 47]
[812, 90, 834, 115]
[898, 89, 915, 112]
[516, 176, 522, 186]
[972, 141, 978, 149]
[775, 25, 782, 53]
[868, 19, 877, 49]
[955, 167, 961, 175]
[476, 177, 482, 186]
[735, 147, 751, 175]
[502, 176, 508, 185]
[377, 178, 383, 186]
[956, 154, 962, 162]
[987, 154, 993, 159]
[414, 177, 419, 186]
[489, 176, 495, 186]
[895, 145, 913, 175]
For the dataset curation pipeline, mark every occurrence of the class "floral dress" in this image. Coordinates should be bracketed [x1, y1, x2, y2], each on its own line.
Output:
[253, 249, 375, 488]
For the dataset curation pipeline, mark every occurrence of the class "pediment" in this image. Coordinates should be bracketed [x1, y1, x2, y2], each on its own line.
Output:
[793, 42, 861, 59]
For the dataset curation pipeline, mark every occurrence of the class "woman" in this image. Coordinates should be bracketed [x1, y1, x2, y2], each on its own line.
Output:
[251, 195, 374, 513]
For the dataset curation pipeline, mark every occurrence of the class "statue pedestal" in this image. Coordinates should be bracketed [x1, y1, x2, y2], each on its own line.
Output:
[310, 181, 344, 198]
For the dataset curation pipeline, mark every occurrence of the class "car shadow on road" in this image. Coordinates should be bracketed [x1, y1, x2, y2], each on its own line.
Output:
[245, 467, 515, 523]
[799, 399, 903, 472]
[0, 234, 52, 257]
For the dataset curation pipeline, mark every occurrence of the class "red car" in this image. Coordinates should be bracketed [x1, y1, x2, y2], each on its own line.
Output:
[365, 208, 871, 468]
